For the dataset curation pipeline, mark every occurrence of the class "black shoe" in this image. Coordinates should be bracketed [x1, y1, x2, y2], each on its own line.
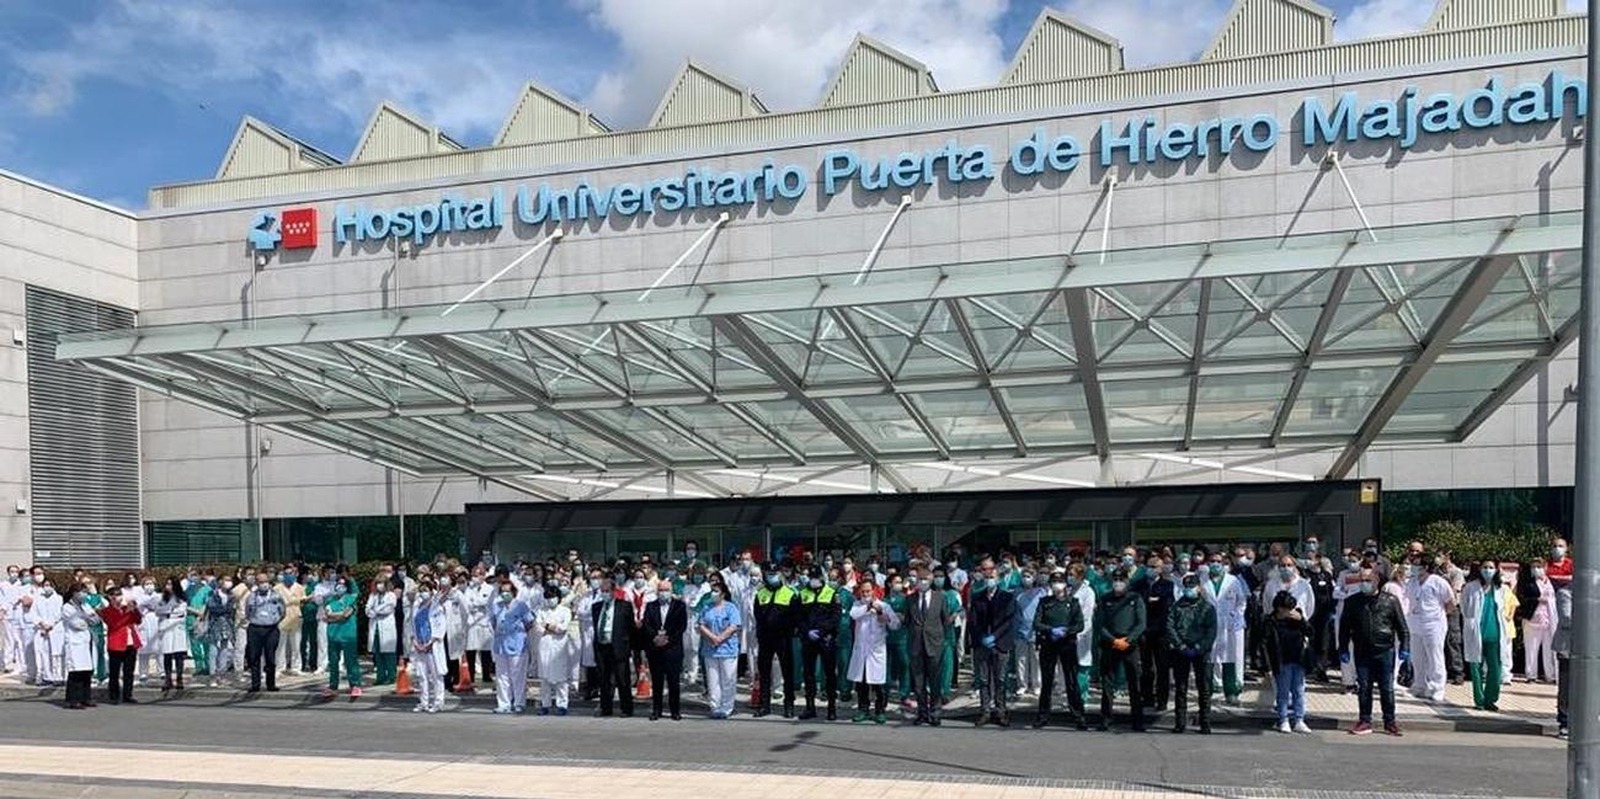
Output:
[974, 715, 990, 728]
[671, 712, 682, 721]
[929, 716, 942, 727]
[1199, 723, 1212, 735]
[619, 711, 634, 718]
[752, 708, 769, 718]
[996, 714, 1010, 728]
[1075, 716, 1088, 731]
[1030, 715, 1048, 729]
[247, 687, 261, 694]
[1171, 725, 1185, 734]
[798, 708, 816, 720]
[782, 704, 794, 719]
[1097, 720, 1110, 732]
[266, 686, 280, 692]
[913, 716, 926, 727]
[649, 713, 661, 721]
[826, 705, 836, 722]
[123, 697, 138, 704]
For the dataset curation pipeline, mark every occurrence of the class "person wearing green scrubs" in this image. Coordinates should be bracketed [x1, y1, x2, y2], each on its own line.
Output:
[1463, 559, 1508, 711]
[835, 574, 855, 704]
[321, 576, 362, 698]
[886, 574, 911, 703]
[933, 566, 962, 698]
[86, 580, 108, 684]
[186, 572, 213, 677]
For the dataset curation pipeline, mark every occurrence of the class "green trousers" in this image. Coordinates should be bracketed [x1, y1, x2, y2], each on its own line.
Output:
[372, 651, 397, 686]
[1222, 663, 1242, 699]
[93, 626, 107, 681]
[889, 637, 910, 697]
[1470, 640, 1502, 709]
[939, 636, 957, 696]
[327, 639, 362, 690]
[188, 619, 210, 675]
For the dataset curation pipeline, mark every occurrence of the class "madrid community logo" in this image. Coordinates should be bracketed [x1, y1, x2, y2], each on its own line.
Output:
[248, 207, 318, 251]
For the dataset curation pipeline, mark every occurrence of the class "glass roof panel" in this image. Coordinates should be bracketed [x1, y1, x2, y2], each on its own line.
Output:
[747, 399, 854, 459]
[1384, 359, 1523, 436]
[823, 395, 929, 452]
[1190, 372, 1291, 440]
[1102, 377, 1190, 443]
[912, 389, 1015, 452]
[1279, 364, 1398, 438]
[999, 383, 1094, 449]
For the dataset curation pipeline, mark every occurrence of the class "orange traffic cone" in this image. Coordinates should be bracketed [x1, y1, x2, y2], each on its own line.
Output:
[634, 664, 650, 699]
[394, 659, 414, 696]
[455, 659, 475, 694]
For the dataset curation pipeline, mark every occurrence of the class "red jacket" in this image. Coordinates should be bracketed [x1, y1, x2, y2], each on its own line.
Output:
[1549, 557, 1574, 586]
[99, 604, 143, 652]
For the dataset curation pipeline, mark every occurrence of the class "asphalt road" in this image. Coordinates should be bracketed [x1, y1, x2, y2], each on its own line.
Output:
[0, 698, 1568, 798]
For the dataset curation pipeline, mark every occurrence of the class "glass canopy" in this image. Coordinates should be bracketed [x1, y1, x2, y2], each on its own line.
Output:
[57, 212, 1580, 500]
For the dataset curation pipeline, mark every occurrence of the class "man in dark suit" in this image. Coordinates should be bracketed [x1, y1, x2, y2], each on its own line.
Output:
[968, 556, 1018, 727]
[641, 579, 688, 721]
[590, 573, 637, 718]
[905, 563, 954, 726]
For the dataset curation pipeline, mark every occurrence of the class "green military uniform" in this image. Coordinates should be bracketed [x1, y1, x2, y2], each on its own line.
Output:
[887, 592, 910, 699]
[1167, 591, 1218, 733]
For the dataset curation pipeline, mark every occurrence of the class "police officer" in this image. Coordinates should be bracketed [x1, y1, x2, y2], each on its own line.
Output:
[1030, 570, 1087, 729]
[1168, 572, 1217, 734]
[751, 561, 797, 718]
[798, 566, 841, 720]
[1095, 567, 1147, 732]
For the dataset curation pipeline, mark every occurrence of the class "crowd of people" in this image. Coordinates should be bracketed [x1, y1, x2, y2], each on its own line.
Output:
[0, 535, 1575, 737]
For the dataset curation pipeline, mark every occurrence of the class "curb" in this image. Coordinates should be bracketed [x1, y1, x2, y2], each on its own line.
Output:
[0, 685, 1556, 736]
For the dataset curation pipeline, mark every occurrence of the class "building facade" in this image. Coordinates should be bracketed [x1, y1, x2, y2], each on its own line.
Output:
[4, 0, 1587, 566]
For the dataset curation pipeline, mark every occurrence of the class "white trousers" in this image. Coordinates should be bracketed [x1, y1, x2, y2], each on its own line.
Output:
[1014, 643, 1040, 693]
[493, 651, 528, 711]
[1524, 622, 1558, 682]
[276, 627, 302, 672]
[1411, 623, 1447, 701]
[683, 625, 702, 683]
[315, 622, 329, 674]
[233, 624, 249, 673]
[707, 656, 738, 716]
[3, 622, 24, 673]
[416, 647, 446, 709]
[1500, 635, 1514, 685]
[33, 628, 62, 683]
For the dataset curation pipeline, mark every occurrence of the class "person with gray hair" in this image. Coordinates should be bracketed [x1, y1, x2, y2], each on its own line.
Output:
[1554, 576, 1573, 739]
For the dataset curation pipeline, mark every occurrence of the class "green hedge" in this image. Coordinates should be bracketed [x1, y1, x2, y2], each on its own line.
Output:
[1383, 519, 1557, 565]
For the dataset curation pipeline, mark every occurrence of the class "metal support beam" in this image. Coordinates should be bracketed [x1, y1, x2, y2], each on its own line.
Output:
[247, 347, 396, 410]
[828, 307, 951, 460]
[330, 342, 468, 406]
[480, 413, 608, 471]
[340, 418, 564, 501]
[1454, 314, 1579, 442]
[946, 299, 1026, 457]
[1181, 281, 1213, 451]
[1325, 251, 1519, 479]
[512, 330, 628, 398]
[1269, 270, 1354, 447]
[164, 353, 329, 417]
[712, 315, 913, 492]
[1063, 288, 1112, 462]
[412, 416, 547, 472]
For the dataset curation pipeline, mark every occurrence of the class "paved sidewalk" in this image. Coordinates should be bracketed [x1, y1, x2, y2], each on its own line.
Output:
[0, 667, 1558, 735]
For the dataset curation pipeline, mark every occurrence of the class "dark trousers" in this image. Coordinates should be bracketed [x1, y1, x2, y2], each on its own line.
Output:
[756, 635, 795, 710]
[445, 657, 460, 690]
[107, 649, 136, 702]
[801, 640, 837, 705]
[976, 646, 1007, 715]
[855, 682, 886, 714]
[1445, 607, 1465, 681]
[245, 624, 280, 690]
[466, 650, 494, 683]
[1170, 651, 1212, 729]
[301, 617, 318, 670]
[1139, 635, 1170, 709]
[1246, 605, 1265, 673]
[65, 670, 92, 705]
[648, 650, 683, 717]
[162, 653, 187, 685]
[1309, 609, 1334, 679]
[909, 646, 944, 719]
[1100, 644, 1144, 726]
[596, 650, 633, 715]
[1557, 653, 1571, 727]
[1355, 650, 1397, 725]
[1037, 644, 1085, 719]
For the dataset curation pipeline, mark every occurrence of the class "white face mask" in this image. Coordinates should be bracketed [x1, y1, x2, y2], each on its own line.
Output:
[658, 593, 671, 603]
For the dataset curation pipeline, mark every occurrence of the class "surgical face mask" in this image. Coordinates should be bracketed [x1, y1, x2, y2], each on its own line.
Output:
[665, 570, 677, 580]
[281, 575, 295, 586]
[685, 548, 697, 559]
[221, 581, 233, 592]
[1278, 567, 1294, 580]
[1050, 581, 1067, 595]
[1182, 587, 1199, 600]
[658, 593, 671, 604]
[1359, 582, 1376, 595]
[932, 577, 946, 590]
[31, 573, 44, 584]
[438, 577, 452, 588]
[1020, 575, 1035, 587]
[142, 582, 156, 592]
[1236, 557, 1252, 568]
[946, 561, 957, 570]
[1208, 563, 1225, 577]
[1533, 567, 1547, 579]
[809, 579, 823, 590]
[764, 575, 780, 587]
[633, 578, 647, 590]
[1111, 581, 1128, 594]
[982, 577, 998, 591]
[1156, 563, 1171, 576]
[41, 586, 54, 597]
[890, 582, 904, 593]
[333, 584, 347, 596]
[256, 584, 271, 594]
[1305, 542, 1319, 553]
[1553, 547, 1567, 560]
[1407, 565, 1421, 577]
[1345, 557, 1360, 569]
[710, 590, 725, 603]
[417, 591, 433, 603]
[1121, 555, 1135, 567]
[1364, 546, 1379, 556]
[1481, 567, 1497, 581]
[691, 575, 705, 585]
[588, 578, 601, 591]
[500, 591, 514, 603]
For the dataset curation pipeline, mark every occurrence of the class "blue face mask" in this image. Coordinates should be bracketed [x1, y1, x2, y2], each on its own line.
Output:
[1208, 564, 1225, 577]
[280, 575, 295, 586]
[1182, 587, 1199, 599]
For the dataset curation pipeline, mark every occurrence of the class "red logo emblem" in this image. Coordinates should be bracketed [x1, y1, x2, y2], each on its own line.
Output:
[280, 207, 318, 249]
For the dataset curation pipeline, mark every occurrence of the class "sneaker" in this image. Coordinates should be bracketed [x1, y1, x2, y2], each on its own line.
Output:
[412, 705, 427, 713]
[319, 688, 335, 699]
[1293, 720, 1313, 734]
[349, 687, 362, 698]
[1559, 726, 1571, 739]
[556, 707, 568, 716]
[1384, 722, 1403, 737]
[427, 705, 440, 714]
[1349, 721, 1373, 736]
[1276, 720, 1291, 734]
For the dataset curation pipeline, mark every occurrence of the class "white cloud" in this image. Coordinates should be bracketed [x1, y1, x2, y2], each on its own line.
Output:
[1050, 0, 1233, 66]
[575, 0, 1009, 125]
[1337, 0, 1436, 41]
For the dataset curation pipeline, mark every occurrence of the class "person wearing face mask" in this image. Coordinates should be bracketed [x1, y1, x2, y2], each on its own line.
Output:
[1133, 556, 1175, 714]
[641, 580, 687, 721]
[361, 579, 398, 686]
[1262, 557, 1316, 628]
[243, 576, 286, 693]
[98, 586, 143, 704]
[1264, 591, 1314, 734]
[403, 577, 447, 711]
[795, 565, 840, 721]
[534, 582, 574, 715]
[884, 574, 912, 708]
[230, 570, 253, 677]
[319, 577, 362, 700]
[681, 566, 710, 689]
[1200, 555, 1248, 705]
[1009, 569, 1045, 702]
[1404, 556, 1453, 703]
[1094, 568, 1147, 732]
[488, 580, 534, 714]
[846, 579, 900, 724]
[1030, 570, 1086, 730]
[1547, 537, 1573, 588]
[900, 566, 947, 726]
[202, 577, 237, 688]
[1167, 573, 1217, 734]
[752, 561, 799, 718]
[184, 571, 214, 681]
[1338, 567, 1409, 736]
[58, 584, 101, 709]
[1518, 557, 1558, 684]
[273, 569, 306, 676]
[1331, 550, 1364, 693]
[1298, 549, 1337, 684]
[134, 576, 163, 685]
[591, 573, 637, 718]
[459, 567, 495, 691]
[1461, 559, 1515, 712]
[80, 580, 108, 687]
[699, 582, 742, 719]
[1, 566, 26, 675]
[968, 556, 1017, 727]
[153, 576, 190, 691]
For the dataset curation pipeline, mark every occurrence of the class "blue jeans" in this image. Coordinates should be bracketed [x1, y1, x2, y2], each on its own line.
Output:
[1274, 662, 1306, 722]
[1355, 650, 1396, 726]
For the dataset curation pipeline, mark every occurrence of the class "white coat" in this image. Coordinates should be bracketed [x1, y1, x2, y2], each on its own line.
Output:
[60, 600, 99, 672]
[576, 588, 603, 669]
[464, 583, 493, 652]
[535, 602, 573, 679]
[1073, 582, 1097, 667]
[154, 596, 189, 655]
[1407, 574, 1453, 634]
[366, 591, 398, 655]
[440, 589, 468, 660]
[409, 597, 449, 673]
[1201, 572, 1248, 665]
[1262, 574, 1316, 619]
[24, 590, 64, 659]
[1460, 580, 1514, 664]
[846, 597, 900, 684]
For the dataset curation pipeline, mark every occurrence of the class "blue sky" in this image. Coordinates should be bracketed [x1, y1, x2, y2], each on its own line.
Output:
[0, 0, 1582, 208]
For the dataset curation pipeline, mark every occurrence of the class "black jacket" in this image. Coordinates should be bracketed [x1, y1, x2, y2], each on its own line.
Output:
[969, 588, 1019, 654]
[1264, 612, 1315, 672]
[753, 584, 799, 642]
[640, 598, 689, 657]
[591, 596, 638, 661]
[1032, 593, 1085, 648]
[1167, 596, 1216, 654]
[798, 585, 841, 646]
[1095, 590, 1147, 644]
[1135, 574, 1175, 642]
[1338, 591, 1410, 658]
[1305, 566, 1337, 619]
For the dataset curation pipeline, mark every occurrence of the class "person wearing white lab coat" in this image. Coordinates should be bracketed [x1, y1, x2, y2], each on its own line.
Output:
[365, 584, 399, 686]
[1262, 558, 1316, 622]
[682, 573, 710, 685]
[25, 580, 64, 686]
[153, 577, 190, 690]
[1405, 562, 1454, 703]
[846, 581, 901, 723]
[560, 584, 584, 692]
[721, 555, 758, 672]
[463, 574, 495, 687]
[534, 587, 574, 714]
[1461, 561, 1515, 711]
[408, 579, 449, 713]
[132, 578, 162, 683]
[1, 567, 26, 674]
[437, 576, 469, 691]
[575, 574, 603, 698]
[1200, 559, 1249, 704]
[1332, 551, 1363, 690]
[60, 585, 101, 708]
[1071, 566, 1097, 705]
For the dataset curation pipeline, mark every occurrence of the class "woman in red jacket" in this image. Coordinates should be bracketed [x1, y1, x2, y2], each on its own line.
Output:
[98, 585, 143, 705]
